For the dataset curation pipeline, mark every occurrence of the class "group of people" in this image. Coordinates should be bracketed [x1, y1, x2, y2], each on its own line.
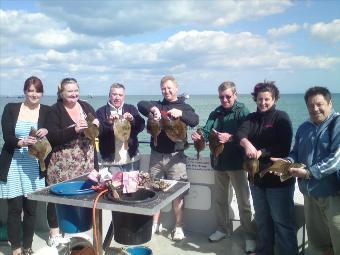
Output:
[0, 75, 338, 255]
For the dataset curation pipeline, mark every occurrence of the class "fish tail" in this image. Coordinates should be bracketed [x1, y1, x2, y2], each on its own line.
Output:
[40, 160, 46, 171]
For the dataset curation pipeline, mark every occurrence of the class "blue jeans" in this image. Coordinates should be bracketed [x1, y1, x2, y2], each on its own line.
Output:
[250, 184, 298, 255]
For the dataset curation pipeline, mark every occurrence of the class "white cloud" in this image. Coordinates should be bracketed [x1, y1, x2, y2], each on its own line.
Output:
[310, 19, 340, 43]
[268, 23, 301, 37]
[38, 0, 293, 36]
[0, 9, 96, 51]
[277, 56, 340, 69]
[3, 30, 337, 80]
[1, 1, 339, 95]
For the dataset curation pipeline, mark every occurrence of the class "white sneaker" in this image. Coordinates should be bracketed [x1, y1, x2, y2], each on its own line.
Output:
[208, 230, 227, 242]
[152, 223, 163, 234]
[245, 239, 256, 253]
[172, 226, 185, 241]
[47, 234, 70, 247]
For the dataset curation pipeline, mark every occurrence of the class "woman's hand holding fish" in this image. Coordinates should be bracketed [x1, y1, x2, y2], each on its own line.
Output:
[75, 119, 88, 133]
[35, 128, 48, 138]
[92, 118, 100, 127]
[167, 108, 182, 118]
[240, 138, 258, 159]
[19, 136, 37, 147]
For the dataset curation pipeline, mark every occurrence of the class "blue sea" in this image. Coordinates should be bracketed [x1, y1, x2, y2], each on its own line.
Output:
[1, 94, 339, 157]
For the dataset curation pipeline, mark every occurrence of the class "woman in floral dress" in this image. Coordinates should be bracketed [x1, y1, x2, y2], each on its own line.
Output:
[45, 77, 100, 247]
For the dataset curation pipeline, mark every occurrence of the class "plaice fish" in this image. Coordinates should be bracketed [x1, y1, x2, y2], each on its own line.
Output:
[84, 112, 99, 144]
[113, 117, 131, 150]
[243, 158, 260, 184]
[208, 129, 224, 166]
[28, 127, 52, 171]
[147, 114, 161, 146]
[194, 128, 206, 159]
[260, 160, 305, 182]
[160, 113, 187, 143]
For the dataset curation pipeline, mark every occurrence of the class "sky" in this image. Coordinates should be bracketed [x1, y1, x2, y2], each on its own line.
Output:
[0, 0, 339, 96]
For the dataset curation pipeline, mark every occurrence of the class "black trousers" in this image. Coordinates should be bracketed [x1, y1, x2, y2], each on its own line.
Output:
[7, 196, 37, 250]
[47, 202, 59, 229]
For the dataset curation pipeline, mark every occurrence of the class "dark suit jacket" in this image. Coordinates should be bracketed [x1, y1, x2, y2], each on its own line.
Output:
[0, 103, 51, 181]
[96, 103, 145, 160]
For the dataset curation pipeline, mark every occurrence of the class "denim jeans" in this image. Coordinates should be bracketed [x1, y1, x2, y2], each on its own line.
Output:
[250, 184, 298, 255]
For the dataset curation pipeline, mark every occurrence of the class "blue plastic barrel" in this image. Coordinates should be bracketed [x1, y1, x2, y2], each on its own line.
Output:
[126, 246, 152, 255]
[50, 180, 95, 233]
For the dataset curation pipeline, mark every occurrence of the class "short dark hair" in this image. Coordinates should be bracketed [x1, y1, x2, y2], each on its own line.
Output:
[304, 86, 331, 104]
[251, 81, 280, 102]
[24, 76, 44, 93]
[110, 83, 125, 90]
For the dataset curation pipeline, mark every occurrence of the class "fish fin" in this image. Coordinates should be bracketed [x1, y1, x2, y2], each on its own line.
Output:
[280, 174, 291, 182]
[124, 141, 128, 150]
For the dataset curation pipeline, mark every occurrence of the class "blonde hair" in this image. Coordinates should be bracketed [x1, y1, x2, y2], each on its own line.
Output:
[160, 75, 178, 87]
[57, 78, 78, 101]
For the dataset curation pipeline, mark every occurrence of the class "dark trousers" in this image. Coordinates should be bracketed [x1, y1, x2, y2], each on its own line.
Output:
[47, 202, 59, 228]
[7, 196, 37, 250]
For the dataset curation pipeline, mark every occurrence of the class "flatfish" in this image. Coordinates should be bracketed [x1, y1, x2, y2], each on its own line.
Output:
[208, 129, 224, 166]
[28, 127, 52, 171]
[84, 112, 99, 144]
[260, 160, 305, 182]
[147, 114, 161, 146]
[160, 114, 187, 143]
[243, 158, 260, 184]
[113, 117, 131, 150]
[194, 128, 206, 159]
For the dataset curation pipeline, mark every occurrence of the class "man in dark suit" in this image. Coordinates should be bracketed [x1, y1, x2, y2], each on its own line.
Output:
[96, 83, 145, 170]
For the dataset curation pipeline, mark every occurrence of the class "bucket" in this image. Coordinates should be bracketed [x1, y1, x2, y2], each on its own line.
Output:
[108, 189, 157, 245]
[126, 246, 152, 255]
[112, 212, 153, 245]
[50, 180, 96, 233]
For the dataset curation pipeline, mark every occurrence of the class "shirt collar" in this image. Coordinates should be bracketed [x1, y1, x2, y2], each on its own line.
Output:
[108, 101, 124, 114]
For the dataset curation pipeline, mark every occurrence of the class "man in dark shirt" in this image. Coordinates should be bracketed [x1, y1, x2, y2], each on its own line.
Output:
[96, 83, 145, 170]
[138, 75, 199, 240]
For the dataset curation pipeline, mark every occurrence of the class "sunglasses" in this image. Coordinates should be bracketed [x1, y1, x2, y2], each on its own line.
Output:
[219, 94, 234, 100]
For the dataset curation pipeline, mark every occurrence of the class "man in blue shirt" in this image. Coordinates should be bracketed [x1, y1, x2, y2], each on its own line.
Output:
[281, 87, 339, 255]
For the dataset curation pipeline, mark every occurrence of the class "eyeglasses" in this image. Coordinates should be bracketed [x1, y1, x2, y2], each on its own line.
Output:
[219, 94, 234, 100]
[61, 78, 77, 85]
